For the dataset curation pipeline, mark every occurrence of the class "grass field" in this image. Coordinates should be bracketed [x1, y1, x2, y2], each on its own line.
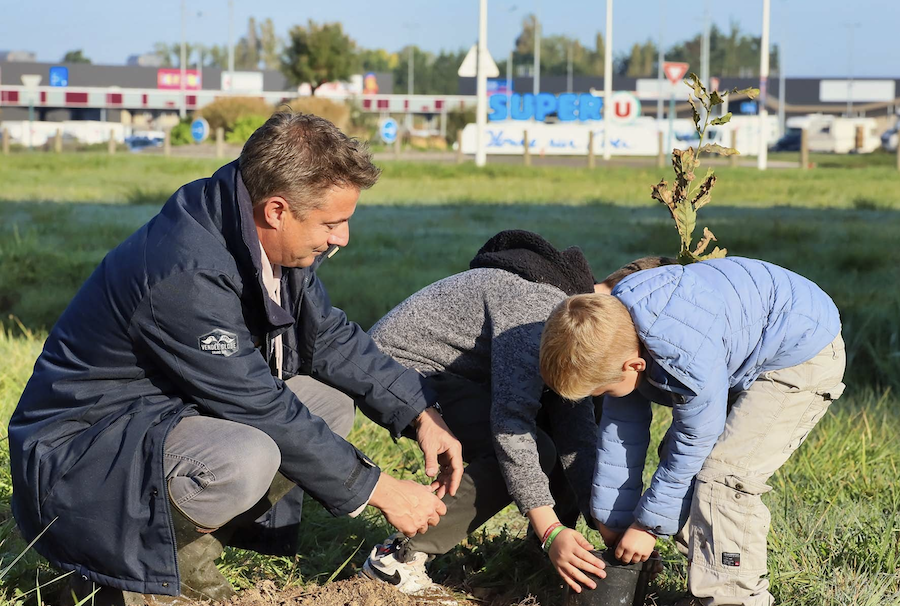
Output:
[0, 154, 899, 605]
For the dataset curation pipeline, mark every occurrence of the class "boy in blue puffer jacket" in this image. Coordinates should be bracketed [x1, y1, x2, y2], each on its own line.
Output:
[539, 257, 845, 606]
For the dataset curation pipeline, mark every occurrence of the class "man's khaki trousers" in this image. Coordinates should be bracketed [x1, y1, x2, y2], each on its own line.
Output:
[674, 335, 846, 606]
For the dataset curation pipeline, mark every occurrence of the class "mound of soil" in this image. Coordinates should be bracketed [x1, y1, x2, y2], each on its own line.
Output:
[224, 577, 483, 606]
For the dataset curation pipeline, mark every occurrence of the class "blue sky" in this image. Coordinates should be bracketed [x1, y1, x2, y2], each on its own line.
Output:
[2, 0, 898, 77]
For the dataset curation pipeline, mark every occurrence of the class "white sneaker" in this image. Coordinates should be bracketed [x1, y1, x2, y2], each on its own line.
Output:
[360, 534, 435, 595]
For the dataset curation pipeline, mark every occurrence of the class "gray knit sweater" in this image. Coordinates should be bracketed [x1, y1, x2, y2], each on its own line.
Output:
[369, 268, 596, 515]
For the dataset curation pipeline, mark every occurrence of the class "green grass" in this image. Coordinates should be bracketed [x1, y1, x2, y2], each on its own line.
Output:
[2, 153, 900, 209]
[1, 154, 899, 604]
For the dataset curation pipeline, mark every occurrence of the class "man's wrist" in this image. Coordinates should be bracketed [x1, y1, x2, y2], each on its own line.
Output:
[413, 402, 442, 427]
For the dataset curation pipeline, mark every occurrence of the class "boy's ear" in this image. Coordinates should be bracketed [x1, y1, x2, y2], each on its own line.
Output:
[623, 356, 646, 373]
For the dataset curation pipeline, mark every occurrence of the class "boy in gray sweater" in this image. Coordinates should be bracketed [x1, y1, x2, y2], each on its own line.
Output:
[362, 231, 671, 595]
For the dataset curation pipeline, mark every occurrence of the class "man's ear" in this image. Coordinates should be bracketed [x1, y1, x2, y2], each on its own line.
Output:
[257, 196, 289, 229]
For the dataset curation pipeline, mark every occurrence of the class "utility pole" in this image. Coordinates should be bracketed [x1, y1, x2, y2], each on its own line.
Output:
[533, 1, 541, 95]
[507, 50, 514, 117]
[758, 0, 770, 170]
[701, 1, 710, 87]
[657, 0, 665, 123]
[180, 0, 187, 118]
[408, 45, 414, 96]
[227, 0, 234, 92]
[567, 43, 573, 93]
[602, 0, 613, 160]
[778, 39, 786, 138]
[844, 22, 861, 116]
[475, 0, 489, 166]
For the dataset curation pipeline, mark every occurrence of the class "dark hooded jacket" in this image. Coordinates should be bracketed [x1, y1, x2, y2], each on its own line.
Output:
[8, 160, 432, 595]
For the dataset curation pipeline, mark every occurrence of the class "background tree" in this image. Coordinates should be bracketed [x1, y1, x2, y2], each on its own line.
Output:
[393, 47, 466, 95]
[358, 48, 397, 73]
[62, 50, 91, 64]
[511, 15, 606, 78]
[282, 20, 357, 89]
[259, 18, 281, 71]
[667, 22, 779, 77]
[623, 40, 657, 77]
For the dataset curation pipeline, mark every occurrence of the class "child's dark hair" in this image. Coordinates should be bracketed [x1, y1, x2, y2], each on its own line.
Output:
[601, 256, 678, 289]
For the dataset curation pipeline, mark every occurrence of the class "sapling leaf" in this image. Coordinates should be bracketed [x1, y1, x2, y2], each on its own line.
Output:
[674, 199, 697, 249]
[699, 143, 741, 156]
[709, 91, 724, 106]
[692, 170, 717, 209]
[731, 87, 760, 99]
[688, 97, 702, 131]
[710, 112, 732, 126]
[686, 72, 707, 100]
[699, 246, 728, 260]
[692, 227, 718, 256]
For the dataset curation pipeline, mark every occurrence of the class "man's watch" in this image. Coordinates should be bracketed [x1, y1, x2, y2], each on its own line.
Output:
[426, 401, 443, 416]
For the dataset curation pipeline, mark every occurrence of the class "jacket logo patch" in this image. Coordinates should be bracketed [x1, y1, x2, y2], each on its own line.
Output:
[198, 329, 239, 357]
[722, 552, 741, 567]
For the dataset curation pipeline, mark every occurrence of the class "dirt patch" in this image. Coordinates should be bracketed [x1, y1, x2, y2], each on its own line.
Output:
[223, 577, 486, 606]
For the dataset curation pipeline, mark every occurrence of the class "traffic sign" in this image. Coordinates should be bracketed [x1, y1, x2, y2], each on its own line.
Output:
[190, 118, 210, 143]
[49, 66, 69, 87]
[458, 45, 500, 78]
[663, 62, 690, 86]
[379, 118, 399, 145]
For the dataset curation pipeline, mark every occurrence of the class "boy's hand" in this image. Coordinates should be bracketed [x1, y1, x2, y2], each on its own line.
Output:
[548, 528, 606, 593]
[614, 524, 657, 564]
[596, 520, 622, 548]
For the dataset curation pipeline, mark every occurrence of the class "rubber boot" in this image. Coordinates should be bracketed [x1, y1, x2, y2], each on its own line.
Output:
[226, 471, 300, 555]
[166, 504, 236, 603]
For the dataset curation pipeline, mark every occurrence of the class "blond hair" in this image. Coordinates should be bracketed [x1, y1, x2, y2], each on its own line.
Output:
[540, 294, 639, 401]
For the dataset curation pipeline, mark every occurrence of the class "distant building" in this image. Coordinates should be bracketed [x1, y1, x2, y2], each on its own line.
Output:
[0, 50, 37, 62]
[126, 53, 164, 68]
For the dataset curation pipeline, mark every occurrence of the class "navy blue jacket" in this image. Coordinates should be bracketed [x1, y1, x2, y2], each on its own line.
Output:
[591, 258, 840, 537]
[8, 161, 432, 595]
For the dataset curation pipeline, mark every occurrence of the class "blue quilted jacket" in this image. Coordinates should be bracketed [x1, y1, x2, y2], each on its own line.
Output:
[592, 257, 840, 537]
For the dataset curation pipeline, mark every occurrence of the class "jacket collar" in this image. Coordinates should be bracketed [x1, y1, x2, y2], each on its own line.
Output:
[231, 164, 294, 331]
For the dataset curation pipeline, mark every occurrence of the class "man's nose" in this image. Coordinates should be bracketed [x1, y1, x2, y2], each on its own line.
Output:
[327, 223, 350, 247]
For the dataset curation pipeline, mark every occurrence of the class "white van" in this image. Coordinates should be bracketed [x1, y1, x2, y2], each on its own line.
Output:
[785, 114, 881, 154]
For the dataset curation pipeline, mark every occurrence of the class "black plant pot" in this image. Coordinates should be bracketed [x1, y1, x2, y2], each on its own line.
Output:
[564, 549, 658, 606]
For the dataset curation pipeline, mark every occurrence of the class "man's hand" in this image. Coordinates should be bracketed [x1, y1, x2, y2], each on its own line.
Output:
[414, 408, 463, 498]
[548, 529, 606, 593]
[368, 472, 447, 537]
[614, 523, 657, 564]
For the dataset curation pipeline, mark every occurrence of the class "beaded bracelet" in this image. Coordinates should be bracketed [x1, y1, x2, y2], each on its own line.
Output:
[542, 525, 567, 553]
[540, 522, 563, 546]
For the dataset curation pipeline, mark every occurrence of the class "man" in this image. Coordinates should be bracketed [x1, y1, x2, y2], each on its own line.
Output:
[8, 112, 462, 604]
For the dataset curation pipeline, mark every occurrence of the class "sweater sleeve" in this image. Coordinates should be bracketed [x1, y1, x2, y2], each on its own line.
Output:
[304, 270, 433, 437]
[489, 293, 561, 514]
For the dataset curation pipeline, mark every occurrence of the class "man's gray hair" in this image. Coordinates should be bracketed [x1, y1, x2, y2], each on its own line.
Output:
[239, 111, 381, 216]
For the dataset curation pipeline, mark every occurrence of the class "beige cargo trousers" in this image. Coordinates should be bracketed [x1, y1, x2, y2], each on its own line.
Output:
[672, 334, 846, 606]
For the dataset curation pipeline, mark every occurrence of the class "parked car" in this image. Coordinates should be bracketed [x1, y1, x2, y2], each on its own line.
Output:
[769, 128, 802, 152]
[881, 117, 899, 152]
[125, 135, 163, 153]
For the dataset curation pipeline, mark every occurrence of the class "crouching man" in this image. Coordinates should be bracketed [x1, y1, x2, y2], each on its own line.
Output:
[8, 112, 462, 604]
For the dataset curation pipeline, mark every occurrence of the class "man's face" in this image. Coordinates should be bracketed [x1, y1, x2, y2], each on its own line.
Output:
[255, 185, 360, 268]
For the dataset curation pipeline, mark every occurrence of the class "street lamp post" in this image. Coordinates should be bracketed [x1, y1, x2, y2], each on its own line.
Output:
[602, 0, 613, 160]
[533, 1, 541, 95]
[228, 0, 235, 92]
[475, 0, 489, 166]
[180, 0, 187, 119]
[844, 22, 861, 117]
[758, 0, 770, 171]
